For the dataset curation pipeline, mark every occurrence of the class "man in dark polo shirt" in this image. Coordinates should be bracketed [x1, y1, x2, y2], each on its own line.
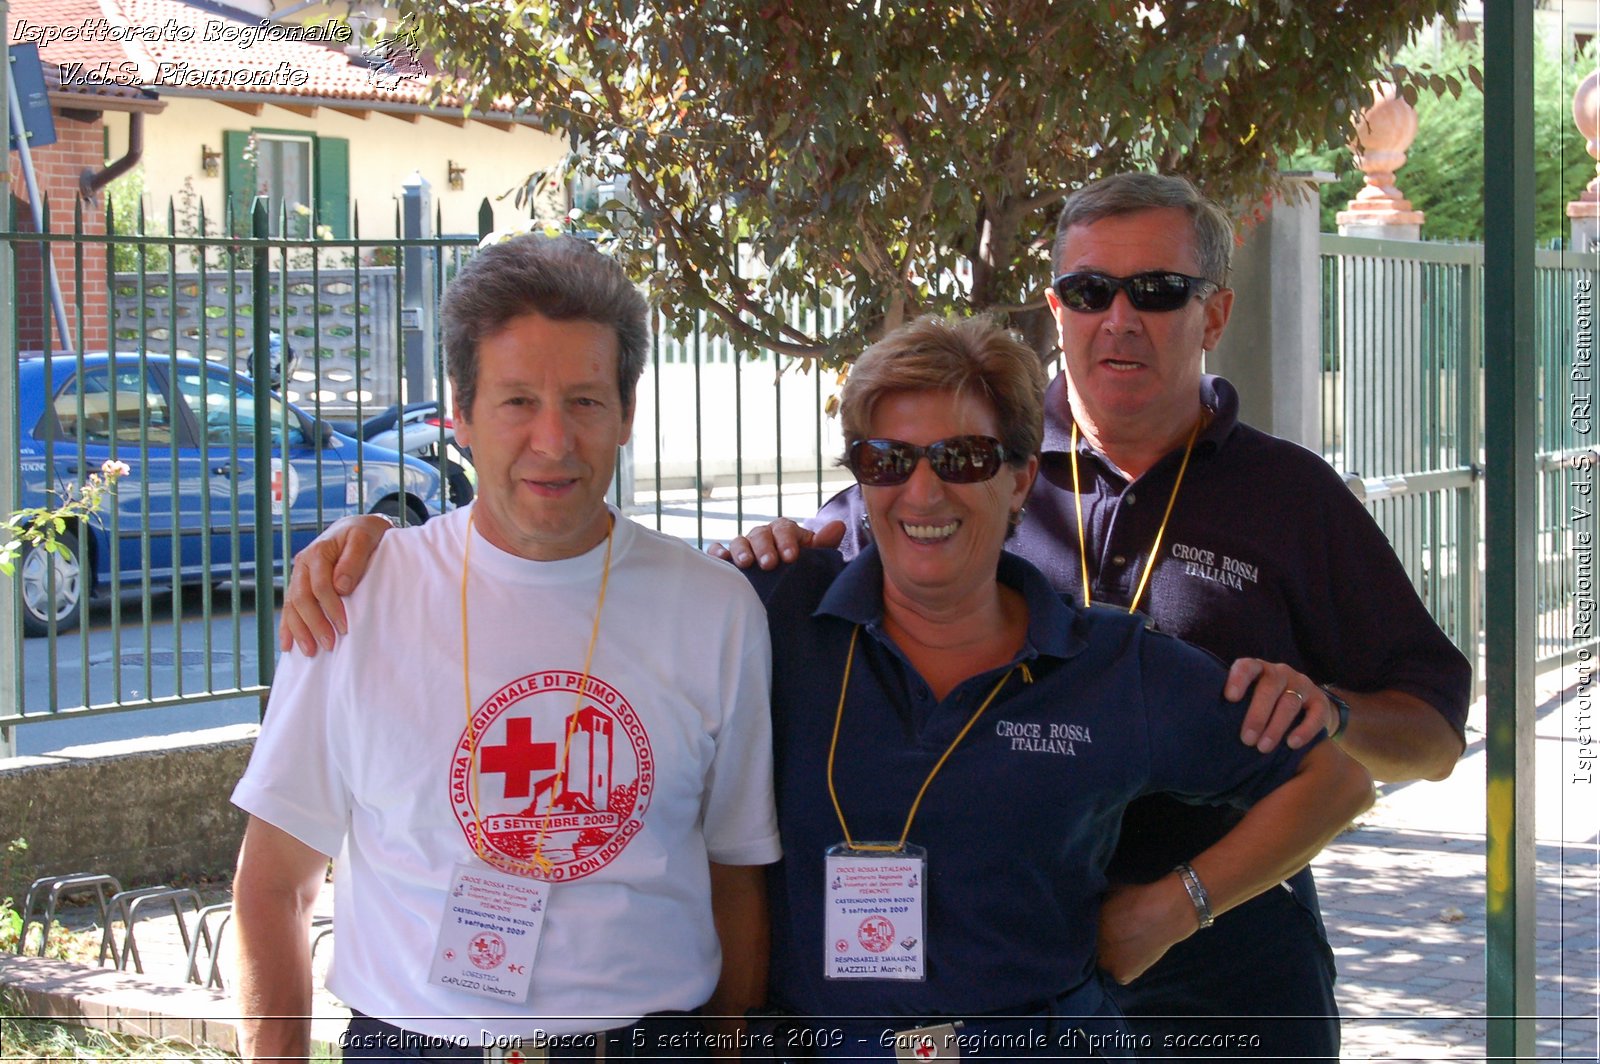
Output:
[716, 173, 1471, 1060]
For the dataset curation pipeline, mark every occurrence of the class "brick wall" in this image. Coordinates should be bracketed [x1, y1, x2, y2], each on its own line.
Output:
[7, 111, 110, 352]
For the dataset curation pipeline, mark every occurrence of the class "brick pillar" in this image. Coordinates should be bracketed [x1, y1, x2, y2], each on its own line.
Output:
[7, 111, 110, 352]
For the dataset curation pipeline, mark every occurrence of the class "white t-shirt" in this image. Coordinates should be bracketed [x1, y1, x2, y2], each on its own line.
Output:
[233, 504, 779, 1039]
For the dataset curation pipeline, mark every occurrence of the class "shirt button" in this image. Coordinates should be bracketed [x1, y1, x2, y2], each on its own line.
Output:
[1125, 494, 1137, 506]
[915, 685, 930, 700]
[1112, 554, 1127, 566]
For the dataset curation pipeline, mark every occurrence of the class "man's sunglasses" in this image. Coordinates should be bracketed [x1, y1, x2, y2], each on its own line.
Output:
[846, 435, 1011, 487]
[1052, 271, 1219, 313]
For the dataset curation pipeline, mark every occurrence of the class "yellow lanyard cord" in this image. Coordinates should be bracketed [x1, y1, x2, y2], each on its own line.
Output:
[1070, 416, 1202, 615]
[826, 624, 1017, 852]
[461, 510, 614, 874]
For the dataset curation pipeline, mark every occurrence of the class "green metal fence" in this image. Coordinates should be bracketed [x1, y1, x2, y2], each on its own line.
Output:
[9, 215, 1583, 741]
[3, 196, 481, 743]
[1319, 234, 1596, 671]
[2, 198, 860, 745]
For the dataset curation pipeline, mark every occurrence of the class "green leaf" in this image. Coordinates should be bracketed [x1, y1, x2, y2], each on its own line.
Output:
[379, 0, 1464, 366]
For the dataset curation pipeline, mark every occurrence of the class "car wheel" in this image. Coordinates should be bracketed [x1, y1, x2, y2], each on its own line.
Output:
[370, 496, 428, 528]
[430, 456, 475, 505]
[18, 528, 86, 636]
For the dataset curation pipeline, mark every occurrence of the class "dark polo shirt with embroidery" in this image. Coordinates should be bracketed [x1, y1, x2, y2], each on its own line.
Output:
[813, 373, 1471, 882]
[747, 546, 1312, 1017]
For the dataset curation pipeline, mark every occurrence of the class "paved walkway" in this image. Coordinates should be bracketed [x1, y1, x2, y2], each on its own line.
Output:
[1318, 671, 1598, 1061]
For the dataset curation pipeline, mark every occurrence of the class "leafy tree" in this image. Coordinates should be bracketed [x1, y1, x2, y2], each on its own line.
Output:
[1299, 36, 1594, 243]
[104, 167, 170, 273]
[403, 1, 1458, 362]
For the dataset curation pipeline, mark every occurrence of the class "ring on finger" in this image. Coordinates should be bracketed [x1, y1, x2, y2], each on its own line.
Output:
[1284, 688, 1305, 703]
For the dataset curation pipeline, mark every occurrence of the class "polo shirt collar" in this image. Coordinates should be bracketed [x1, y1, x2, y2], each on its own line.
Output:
[814, 543, 1085, 661]
[1040, 371, 1242, 458]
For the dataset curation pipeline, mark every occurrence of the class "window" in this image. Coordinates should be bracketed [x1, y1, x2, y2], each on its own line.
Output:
[224, 129, 350, 238]
[254, 134, 314, 237]
[173, 368, 307, 450]
[53, 368, 174, 446]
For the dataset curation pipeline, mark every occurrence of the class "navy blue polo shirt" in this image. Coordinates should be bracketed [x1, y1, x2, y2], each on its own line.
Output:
[747, 546, 1313, 1018]
[814, 373, 1472, 883]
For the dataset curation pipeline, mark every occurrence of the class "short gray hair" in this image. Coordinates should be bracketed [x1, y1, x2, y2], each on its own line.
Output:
[442, 234, 649, 417]
[1052, 173, 1234, 285]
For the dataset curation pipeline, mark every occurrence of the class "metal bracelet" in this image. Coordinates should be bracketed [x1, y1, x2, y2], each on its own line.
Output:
[1173, 861, 1214, 929]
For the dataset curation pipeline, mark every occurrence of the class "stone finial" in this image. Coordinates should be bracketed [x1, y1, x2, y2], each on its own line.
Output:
[1336, 82, 1425, 233]
[1568, 68, 1600, 220]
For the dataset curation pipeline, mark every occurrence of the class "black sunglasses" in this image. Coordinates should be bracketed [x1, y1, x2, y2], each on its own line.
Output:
[846, 435, 1010, 487]
[1052, 271, 1219, 313]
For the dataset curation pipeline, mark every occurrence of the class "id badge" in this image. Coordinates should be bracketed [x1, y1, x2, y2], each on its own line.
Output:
[824, 842, 927, 981]
[427, 862, 549, 1003]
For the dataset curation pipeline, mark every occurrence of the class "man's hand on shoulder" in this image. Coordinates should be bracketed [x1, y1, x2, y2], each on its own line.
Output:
[277, 514, 395, 656]
[1225, 658, 1330, 754]
[1224, 658, 1464, 782]
[706, 519, 845, 569]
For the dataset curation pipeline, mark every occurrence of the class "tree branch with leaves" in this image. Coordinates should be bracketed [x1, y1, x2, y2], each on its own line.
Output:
[405, 0, 1459, 365]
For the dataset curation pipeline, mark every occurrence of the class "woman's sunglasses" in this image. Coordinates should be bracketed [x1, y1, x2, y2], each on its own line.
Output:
[847, 435, 1010, 486]
[1052, 270, 1219, 313]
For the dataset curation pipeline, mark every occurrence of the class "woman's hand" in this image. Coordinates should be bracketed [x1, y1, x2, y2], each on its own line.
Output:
[1096, 876, 1197, 985]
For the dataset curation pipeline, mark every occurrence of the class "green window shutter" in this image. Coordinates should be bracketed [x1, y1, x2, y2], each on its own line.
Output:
[223, 130, 254, 234]
[315, 136, 350, 238]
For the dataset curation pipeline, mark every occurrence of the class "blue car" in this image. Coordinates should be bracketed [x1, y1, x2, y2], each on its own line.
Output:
[13, 352, 444, 635]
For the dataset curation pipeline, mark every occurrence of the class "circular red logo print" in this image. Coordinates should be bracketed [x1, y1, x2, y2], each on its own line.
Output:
[452, 671, 654, 881]
[468, 932, 507, 970]
[857, 915, 896, 953]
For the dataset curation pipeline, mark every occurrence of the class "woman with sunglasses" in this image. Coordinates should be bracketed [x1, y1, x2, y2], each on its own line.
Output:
[739, 314, 1370, 1057]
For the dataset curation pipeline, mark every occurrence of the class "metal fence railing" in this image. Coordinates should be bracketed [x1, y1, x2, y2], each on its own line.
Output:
[1319, 234, 1597, 672]
[2, 197, 481, 746]
[1, 197, 862, 747]
[8, 216, 1584, 740]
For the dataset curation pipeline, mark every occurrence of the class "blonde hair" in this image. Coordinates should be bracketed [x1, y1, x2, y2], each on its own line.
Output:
[839, 315, 1045, 466]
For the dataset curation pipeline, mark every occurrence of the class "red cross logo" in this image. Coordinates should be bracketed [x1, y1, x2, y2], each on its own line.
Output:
[914, 1037, 937, 1060]
[480, 717, 556, 798]
[506, 1052, 526, 1064]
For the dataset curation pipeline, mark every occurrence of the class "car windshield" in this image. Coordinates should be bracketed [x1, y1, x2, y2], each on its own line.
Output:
[173, 367, 308, 449]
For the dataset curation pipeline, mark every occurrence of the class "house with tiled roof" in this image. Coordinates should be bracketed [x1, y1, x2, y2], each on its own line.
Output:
[5, 0, 565, 345]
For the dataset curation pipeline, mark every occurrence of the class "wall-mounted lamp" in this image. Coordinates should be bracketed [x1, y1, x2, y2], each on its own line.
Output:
[447, 160, 466, 191]
[201, 145, 221, 177]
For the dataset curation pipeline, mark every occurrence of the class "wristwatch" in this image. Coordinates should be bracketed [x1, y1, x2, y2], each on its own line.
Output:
[1321, 685, 1351, 741]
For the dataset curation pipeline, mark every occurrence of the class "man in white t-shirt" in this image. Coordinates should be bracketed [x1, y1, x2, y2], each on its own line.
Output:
[231, 234, 779, 1062]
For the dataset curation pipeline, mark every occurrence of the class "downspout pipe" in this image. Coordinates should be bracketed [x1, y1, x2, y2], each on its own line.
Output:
[80, 110, 143, 198]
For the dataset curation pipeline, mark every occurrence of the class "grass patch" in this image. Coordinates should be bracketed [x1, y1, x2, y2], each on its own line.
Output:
[0, 1005, 236, 1063]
